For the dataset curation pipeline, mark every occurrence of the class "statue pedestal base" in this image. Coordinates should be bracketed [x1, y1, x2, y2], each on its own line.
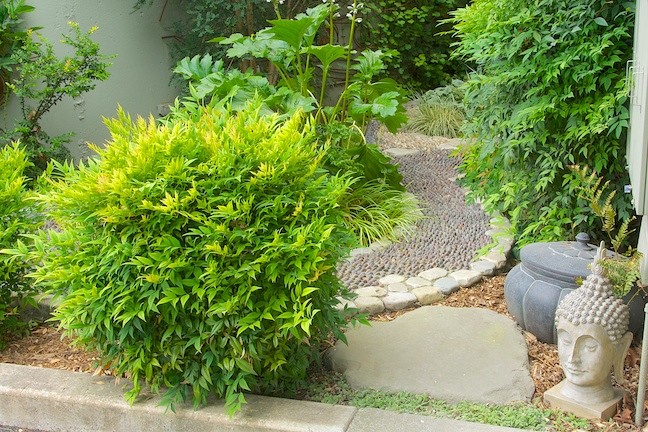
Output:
[544, 380, 623, 420]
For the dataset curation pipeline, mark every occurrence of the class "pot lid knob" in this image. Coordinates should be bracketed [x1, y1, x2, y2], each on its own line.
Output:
[575, 232, 592, 250]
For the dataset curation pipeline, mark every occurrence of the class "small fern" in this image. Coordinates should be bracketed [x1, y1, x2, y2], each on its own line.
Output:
[572, 165, 641, 297]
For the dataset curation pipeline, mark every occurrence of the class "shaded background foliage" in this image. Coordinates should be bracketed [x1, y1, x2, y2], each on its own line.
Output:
[361, 0, 468, 91]
[134, 0, 468, 92]
[134, 0, 320, 73]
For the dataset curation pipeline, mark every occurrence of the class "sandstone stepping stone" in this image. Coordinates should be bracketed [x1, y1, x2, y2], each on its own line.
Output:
[411, 286, 443, 305]
[369, 239, 392, 251]
[493, 218, 511, 228]
[483, 250, 507, 269]
[384, 148, 421, 157]
[418, 268, 448, 281]
[470, 260, 496, 276]
[378, 274, 406, 286]
[387, 282, 410, 293]
[449, 269, 482, 287]
[405, 277, 430, 289]
[498, 236, 515, 248]
[355, 286, 387, 297]
[383, 292, 417, 310]
[434, 277, 460, 295]
[350, 247, 373, 257]
[327, 306, 535, 405]
[354, 296, 385, 315]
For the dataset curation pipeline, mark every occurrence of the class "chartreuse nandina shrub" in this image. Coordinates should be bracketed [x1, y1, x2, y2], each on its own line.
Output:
[0, 143, 41, 348]
[449, 0, 635, 247]
[172, 3, 421, 246]
[20, 101, 359, 414]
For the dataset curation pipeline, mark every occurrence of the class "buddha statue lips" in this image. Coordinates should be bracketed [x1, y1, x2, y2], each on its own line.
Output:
[553, 242, 632, 405]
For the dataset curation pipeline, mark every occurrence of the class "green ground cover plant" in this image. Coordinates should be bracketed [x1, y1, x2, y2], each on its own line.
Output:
[10, 100, 364, 415]
[278, 369, 593, 431]
[449, 0, 635, 248]
[0, 143, 41, 348]
[0, 22, 112, 179]
[362, 0, 468, 91]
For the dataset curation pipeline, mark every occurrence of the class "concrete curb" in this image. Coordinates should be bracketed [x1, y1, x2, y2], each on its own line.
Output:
[0, 363, 531, 432]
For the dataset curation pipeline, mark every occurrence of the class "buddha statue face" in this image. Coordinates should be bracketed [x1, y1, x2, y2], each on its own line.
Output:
[556, 317, 630, 401]
[553, 242, 632, 404]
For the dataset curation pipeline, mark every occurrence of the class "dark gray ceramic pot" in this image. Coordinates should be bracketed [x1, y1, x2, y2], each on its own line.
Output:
[504, 234, 646, 344]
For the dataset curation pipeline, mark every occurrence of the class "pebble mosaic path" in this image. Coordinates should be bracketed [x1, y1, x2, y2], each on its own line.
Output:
[336, 139, 514, 315]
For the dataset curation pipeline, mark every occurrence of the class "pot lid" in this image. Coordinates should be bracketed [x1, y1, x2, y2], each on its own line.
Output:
[519, 233, 603, 284]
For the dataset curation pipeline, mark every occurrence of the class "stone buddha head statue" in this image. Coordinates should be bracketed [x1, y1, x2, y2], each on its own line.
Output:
[554, 243, 632, 404]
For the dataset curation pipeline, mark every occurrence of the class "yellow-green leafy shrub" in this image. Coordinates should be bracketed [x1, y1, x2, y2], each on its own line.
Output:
[24, 102, 357, 413]
[0, 143, 41, 348]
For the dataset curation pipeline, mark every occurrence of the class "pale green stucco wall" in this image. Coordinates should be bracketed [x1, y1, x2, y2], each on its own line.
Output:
[0, 0, 180, 159]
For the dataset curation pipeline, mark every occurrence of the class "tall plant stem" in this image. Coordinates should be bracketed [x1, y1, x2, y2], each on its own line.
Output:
[272, 0, 282, 19]
[318, 66, 330, 111]
[328, 2, 335, 45]
[341, 0, 358, 113]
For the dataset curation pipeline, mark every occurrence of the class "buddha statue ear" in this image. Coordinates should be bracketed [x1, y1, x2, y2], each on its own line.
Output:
[613, 332, 632, 384]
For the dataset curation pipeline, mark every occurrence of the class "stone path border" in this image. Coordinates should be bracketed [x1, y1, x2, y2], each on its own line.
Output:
[337, 147, 514, 315]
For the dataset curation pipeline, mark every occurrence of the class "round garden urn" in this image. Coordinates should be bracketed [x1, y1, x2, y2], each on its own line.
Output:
[504, 233, 645, 344]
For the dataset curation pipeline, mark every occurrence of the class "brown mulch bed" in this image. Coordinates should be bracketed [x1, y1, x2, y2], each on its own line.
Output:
[1, 273, 646, 429]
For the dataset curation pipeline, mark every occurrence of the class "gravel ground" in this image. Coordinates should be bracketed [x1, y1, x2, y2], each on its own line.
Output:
[336, 130, 492, 289]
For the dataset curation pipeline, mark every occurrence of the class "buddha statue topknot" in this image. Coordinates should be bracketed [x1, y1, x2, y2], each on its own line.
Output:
[545, 242, 632, 419]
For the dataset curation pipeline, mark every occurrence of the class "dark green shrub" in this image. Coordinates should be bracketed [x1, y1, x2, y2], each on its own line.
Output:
[362, 0, 468, 91]
[449, 0, 634, 247]
[22, 100, 358, 414]
[0, 0, 35, 85]
[0, 143, 41, 348]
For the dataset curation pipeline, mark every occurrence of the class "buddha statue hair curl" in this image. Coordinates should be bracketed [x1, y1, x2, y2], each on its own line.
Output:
[555, 242, 629, 342]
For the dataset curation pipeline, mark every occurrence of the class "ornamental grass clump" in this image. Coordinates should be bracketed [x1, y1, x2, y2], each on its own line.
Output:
[404, 82, 466, 138]
[20, 101, 358, 414]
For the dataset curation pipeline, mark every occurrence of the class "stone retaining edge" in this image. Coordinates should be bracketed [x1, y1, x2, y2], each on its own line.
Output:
[341, 210, 515, 314]
[0, 363, 531, 432]
[0, 363, 356, 432]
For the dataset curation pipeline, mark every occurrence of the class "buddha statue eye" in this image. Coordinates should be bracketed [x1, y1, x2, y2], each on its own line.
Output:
[558, 332, 572, 345]
[585, 342, 599, 352]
